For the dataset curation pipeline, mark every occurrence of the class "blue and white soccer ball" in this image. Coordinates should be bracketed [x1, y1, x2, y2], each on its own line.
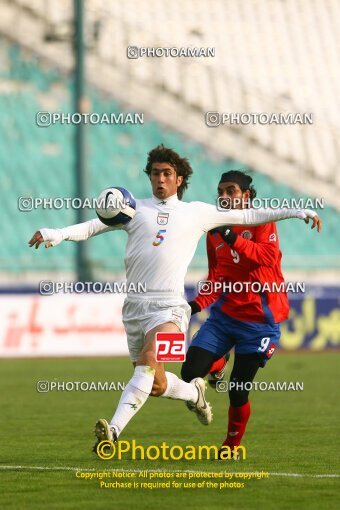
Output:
[95, 186, 136, 227]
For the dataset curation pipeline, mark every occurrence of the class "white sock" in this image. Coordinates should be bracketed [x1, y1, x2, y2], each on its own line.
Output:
[160, 371, 198, 402]
[109, 365, 155, 436]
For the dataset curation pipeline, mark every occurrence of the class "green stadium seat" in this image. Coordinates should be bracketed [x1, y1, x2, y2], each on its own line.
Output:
[1, 38, 339, 274]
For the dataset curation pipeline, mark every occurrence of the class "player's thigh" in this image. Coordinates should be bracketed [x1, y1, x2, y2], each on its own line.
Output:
[139, 321, 180, 395]
[230, 353, 262, 382]
[123, 298, 188, 364]
[141, 299, 191, 339]
[234, 320, 281, 367]
[136, 298, 190, 366]
[190, 312, 233, 358]
[137, 321, 181, 370]
[122, 300, 145, 363]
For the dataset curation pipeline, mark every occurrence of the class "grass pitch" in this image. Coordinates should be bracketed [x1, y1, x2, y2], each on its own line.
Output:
[0, 352, 339, 510]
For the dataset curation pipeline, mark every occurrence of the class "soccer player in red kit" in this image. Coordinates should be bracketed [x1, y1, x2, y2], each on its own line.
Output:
[181, 170, 321, 456]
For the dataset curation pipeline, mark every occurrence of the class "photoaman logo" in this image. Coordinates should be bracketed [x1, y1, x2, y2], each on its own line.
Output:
[95, 439, 246, 461]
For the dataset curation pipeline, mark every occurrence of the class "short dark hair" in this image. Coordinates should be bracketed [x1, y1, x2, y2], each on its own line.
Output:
[144, 144, 193, 200]
[219, 169, 257, 200]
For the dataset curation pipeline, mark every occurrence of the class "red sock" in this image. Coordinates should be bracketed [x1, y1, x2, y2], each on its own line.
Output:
[222, 401, 251, 448]
[209, 357, 226, 373]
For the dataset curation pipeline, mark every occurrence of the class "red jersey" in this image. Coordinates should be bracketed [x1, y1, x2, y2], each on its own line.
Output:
[194, 223, 289, 323]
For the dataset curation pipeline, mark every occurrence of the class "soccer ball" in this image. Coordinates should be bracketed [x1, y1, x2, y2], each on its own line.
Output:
[95, 186, 136, 227]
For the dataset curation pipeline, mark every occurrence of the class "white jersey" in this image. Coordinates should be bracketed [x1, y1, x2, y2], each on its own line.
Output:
[40, 194, 315, 297]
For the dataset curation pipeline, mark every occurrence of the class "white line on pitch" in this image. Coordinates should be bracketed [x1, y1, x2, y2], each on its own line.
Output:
[0, 466, 339, 478]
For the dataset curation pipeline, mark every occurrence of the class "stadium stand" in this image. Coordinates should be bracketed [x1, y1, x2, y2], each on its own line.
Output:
[0, 37, 339, 279]
[0, 0, 339, 208]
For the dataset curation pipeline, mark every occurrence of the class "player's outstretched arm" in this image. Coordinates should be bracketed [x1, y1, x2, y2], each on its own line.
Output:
[201, 204, 322, 233]
[28, 218, 115, 249]
[241, 207, 322, 232]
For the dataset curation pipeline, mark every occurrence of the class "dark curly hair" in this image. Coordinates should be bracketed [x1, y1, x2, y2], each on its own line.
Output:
[144, 145, 193, 200]
[220, 170, 257, 200]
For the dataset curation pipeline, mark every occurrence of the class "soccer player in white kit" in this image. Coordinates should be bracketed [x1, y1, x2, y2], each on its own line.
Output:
[28, 145, 321, 453]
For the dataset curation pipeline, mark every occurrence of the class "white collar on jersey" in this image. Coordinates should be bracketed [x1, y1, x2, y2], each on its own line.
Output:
[151, 193, 179, 206]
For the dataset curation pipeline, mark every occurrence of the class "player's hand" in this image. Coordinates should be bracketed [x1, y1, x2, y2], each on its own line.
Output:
[213, 226, 237, 246]
[303, 214, 322, 232]
[188, 301, 201, 315]
[28, 230, 53, 249]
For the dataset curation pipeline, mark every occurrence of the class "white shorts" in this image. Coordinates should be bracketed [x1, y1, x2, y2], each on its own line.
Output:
[122, 295, 191, 362]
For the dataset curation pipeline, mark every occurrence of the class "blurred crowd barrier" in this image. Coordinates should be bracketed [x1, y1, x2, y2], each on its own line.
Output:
[0, 286, 339, 357]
